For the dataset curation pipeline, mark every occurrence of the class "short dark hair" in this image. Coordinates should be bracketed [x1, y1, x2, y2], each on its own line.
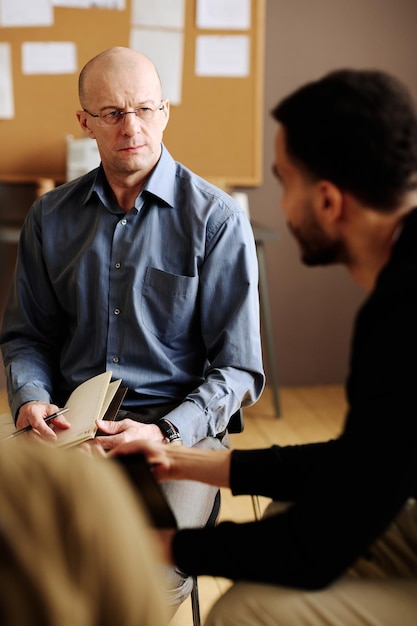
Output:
[272, 69, 417, 210]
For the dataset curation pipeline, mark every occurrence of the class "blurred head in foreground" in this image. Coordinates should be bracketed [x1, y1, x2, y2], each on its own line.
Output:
[0, 441, 168, 626]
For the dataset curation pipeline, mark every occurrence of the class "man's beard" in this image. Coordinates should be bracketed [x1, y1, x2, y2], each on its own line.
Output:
[287, 210, 347, 267]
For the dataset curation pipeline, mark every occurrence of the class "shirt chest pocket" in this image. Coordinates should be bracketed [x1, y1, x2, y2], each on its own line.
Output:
[142, 267, 199, 341]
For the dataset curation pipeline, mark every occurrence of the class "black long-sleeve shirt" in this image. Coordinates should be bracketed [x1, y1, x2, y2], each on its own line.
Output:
[173, 208, 417, 589]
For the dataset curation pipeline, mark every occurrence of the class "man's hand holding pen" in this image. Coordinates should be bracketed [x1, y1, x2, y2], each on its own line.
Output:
[14, 401, 71, 441]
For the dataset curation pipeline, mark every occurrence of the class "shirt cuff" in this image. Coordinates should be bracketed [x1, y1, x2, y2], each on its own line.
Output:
[161, 400, 208, 448]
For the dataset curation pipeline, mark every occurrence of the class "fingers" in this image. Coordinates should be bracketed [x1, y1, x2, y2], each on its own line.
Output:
[15, 402, 74, 442]
[16, 401, 61, 440]
[95, 418, 125, 434]
[16, 401, 54, 427]
[96, 419, 163, 443]
[92, 435, 117, 451]
[108, 439, 154, 457]
[93, 419, 130, 451]
[78, 441, 108, 458]
[50, 414, 71, 430]
[110, 441, 169, 476]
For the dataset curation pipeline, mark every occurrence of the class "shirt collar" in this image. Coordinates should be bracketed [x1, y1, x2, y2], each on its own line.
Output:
[83, 166, 106, 207]
[83, 144, 176, 210]
[142, 144, 176, 208]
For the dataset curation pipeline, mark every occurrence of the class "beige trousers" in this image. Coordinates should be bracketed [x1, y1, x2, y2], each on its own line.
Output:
[205, 499, 417, 626]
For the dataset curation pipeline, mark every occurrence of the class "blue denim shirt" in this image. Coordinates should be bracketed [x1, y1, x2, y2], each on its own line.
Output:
[1, 145, 264, 445]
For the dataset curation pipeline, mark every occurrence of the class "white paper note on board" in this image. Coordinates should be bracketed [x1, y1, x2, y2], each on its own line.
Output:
[52, 0, 125, 7]
[0, 0, 53, 27]
[196, 0, 251, 30]
[195, 35, 249, 77]
[130, 28, 184, 105]
[22, 42, 77, 75]
[0, 43, 14, 119]
[131, 0, 185, 29]
[52, 0, 91, 6]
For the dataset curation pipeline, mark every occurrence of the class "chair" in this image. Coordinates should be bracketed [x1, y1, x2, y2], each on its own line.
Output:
[0, 176, 56, 388]
[0, 176, 55, 228]
[190, 408, 247, 626]
[190, 490, 221, 626]
[0, 176, 55, 251]
[226, 408, 261, 520]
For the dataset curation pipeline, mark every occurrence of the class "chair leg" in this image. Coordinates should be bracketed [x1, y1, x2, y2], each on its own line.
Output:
[251, 494, 262, 520]
[190, 490, 221, 625]
[191, 576, 201, 626]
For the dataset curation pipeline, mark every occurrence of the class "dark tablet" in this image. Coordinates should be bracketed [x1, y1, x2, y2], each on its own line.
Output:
[114, 452, 177, 529]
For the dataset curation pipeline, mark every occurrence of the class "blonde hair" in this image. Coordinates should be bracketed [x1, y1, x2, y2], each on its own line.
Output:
[0, 440, 168, 626]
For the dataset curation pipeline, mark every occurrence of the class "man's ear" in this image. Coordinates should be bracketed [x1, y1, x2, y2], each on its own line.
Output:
[314, 180, 344, 225]
[76, 110, 96, 139]
[160, 99, 170, 132]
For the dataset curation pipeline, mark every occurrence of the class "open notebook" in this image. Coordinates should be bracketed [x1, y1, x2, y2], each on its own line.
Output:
[56, 370, 124, 448]
[2, 371, 126, 445]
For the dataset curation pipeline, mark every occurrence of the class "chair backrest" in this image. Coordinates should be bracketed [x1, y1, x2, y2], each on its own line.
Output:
[0, 177, 55, 227]
[227, 408, 244, 434]
[0, 177, 55, 366]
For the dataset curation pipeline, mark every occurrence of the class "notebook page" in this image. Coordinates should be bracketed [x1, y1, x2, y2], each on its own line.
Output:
[55, 371, 119, 448]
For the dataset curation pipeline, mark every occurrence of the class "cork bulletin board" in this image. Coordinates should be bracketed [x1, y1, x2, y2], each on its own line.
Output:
[0, 0, 265, 186]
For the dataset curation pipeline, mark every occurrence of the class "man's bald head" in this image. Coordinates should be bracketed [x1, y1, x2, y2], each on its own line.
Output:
[78, 47, 162, 109]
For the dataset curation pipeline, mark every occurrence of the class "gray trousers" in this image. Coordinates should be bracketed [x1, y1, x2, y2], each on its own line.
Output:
[205, 499, 417, 626]
[159, 435, 228, 613]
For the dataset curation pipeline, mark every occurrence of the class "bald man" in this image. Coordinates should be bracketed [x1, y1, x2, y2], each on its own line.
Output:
[0, 47, 264, 611]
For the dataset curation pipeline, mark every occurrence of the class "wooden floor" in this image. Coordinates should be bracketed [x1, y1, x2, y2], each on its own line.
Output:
[0, 384, 347, 626]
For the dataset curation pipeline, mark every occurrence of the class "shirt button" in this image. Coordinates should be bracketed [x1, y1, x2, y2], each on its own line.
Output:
[114, 308, 121, 315]
[115, 262, 121, 269]
[112, 356, 120, 364]
[121, 219, 127, 226]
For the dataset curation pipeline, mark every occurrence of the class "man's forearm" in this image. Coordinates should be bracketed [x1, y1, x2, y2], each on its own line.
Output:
[108, 433, 233, 487]
[165, 445, 232, 488]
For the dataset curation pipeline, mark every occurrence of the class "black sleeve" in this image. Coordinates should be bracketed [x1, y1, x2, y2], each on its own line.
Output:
[229, 441, 341, 501]
[173, 428, 415, 588]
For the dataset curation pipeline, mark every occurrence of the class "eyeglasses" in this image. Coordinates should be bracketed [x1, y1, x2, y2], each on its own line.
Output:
[83, 102, 165, 126]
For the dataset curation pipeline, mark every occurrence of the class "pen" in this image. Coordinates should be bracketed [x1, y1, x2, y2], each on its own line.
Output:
[3, 408, 70, 440]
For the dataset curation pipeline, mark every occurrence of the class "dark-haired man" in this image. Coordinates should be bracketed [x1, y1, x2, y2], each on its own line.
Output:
[112, 69, 417, 625]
